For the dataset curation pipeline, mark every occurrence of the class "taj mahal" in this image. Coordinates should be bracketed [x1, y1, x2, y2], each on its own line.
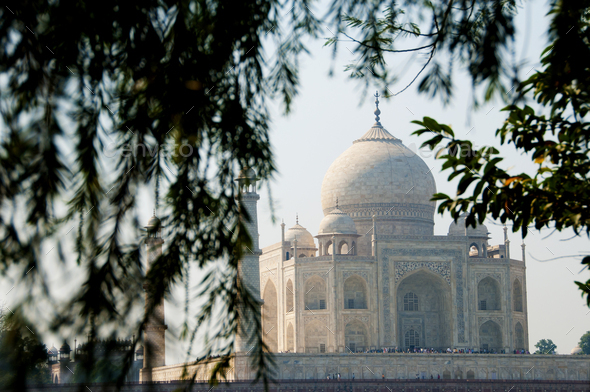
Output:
[137, 93, 589, 383]
[257, 94, 527, 356]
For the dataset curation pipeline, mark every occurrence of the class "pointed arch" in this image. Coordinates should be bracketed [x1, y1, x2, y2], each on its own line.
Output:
[304, 275, 327, 310]
[479, 320, 502, 351]
[286, 279, 294, 313]
[478, 277, 501, 310]
[515, 322, 525, 350]
[326, 241, 333, 255]
[262, 280, 278, 352]
[338, 240, 349, 254]
[397, 269, 452, 349]
[345, 320, 368, 353]
[513, 279, 523, 312]
[343, 274, 367, 309]
[304, 320, 327, 353]
[469, 243, 480, 257]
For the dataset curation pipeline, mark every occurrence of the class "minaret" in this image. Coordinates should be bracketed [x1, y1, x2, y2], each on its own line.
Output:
[521, 240, 526, 263]
[234, 168, 262, 353]
[140, 211, 167, 382]
[504, 224, 510, 259]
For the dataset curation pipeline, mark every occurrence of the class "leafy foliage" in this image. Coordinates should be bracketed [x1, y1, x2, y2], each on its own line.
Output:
[534, 339, 557, 355]
[579, 330, 590, 355]
[0, 0, 327, 388]
[411, 0, 590, 305]
[0, 315, 51, 389]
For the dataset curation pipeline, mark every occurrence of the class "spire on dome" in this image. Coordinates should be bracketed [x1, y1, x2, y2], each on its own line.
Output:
[336, 197, 339, 209]
[374, 91, 381, 125]
[296, 213, 298, 225]
[354, 91, 401, 144]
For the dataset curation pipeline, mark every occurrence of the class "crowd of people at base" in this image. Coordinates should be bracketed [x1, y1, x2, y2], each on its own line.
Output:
[355, 347, 531, 354]
[325, 373, 446, 380]
[278, 348, 531, 354]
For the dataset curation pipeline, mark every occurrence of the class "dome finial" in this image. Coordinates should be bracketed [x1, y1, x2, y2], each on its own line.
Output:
[374, 90, 381, 125]
[296, 213, 298, 225]
[336, 197, 339, 209]
[153, 208, 156, 217]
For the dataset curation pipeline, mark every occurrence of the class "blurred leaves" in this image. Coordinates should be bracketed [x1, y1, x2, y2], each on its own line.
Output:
[0, 0, 325, 388]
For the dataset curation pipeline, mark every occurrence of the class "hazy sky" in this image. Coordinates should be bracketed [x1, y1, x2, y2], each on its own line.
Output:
[2, 0, 588, 365]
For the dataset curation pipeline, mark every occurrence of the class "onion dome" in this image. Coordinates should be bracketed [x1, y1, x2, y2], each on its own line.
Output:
[448, 213, 489, 237]
[285, 215, 315, 248]
[320, 92, 436, 230]
[146, 210, 161, 229]
[318, 206, 357, 235]
[236, 167, 257, 181]
[59, 342, 71, 354]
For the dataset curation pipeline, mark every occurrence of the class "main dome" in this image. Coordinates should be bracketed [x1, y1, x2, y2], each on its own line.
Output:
[320, 94, 437, 224]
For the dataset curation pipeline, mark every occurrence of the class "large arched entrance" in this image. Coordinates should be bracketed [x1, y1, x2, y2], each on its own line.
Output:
[262, 280, 278, 352]
[396, 270, 452, 350]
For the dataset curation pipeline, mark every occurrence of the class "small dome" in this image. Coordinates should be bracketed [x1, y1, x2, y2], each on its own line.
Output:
[48, 345, 58, 355]
[135, 345, 144, 355]
[571, 345, 583, 355]
[318, 208, 357, 235]
[146, 210, 161, 231]
[448, 213, 488, 237]
[285, 221, 315, 248]
[59, 342, 71, 353]
[235, 167, 257, 181]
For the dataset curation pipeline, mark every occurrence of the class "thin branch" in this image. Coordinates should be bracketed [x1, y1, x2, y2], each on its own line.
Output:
[340, 32, 435, 53]
[529, 253, 590, 263]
